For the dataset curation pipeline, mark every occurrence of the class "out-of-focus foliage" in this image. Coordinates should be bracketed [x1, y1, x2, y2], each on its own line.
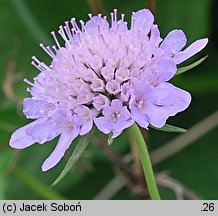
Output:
[0, 0, 217, 199]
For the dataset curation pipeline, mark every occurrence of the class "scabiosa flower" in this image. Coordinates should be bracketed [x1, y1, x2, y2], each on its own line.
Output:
[9, 9, 208, 171]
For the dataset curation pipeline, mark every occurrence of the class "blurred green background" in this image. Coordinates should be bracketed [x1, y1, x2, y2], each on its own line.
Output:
[0, 0, 218, 200]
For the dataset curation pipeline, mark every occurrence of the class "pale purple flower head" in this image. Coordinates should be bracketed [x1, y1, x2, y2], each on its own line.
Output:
[9, 9, 208, 171]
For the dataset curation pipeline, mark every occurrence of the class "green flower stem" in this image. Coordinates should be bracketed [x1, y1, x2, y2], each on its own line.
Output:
[129, 123, 161, 200]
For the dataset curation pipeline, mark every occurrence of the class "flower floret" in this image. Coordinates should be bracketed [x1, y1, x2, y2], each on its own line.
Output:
[9, 8, 208, 171]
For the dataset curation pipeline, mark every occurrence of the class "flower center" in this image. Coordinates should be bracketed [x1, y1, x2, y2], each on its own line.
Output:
[99, 98, 105, 105]
[112, 111, 121, 122]
[135, 98, 144, 109]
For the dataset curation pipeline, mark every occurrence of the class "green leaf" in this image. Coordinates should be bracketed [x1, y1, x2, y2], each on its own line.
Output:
[176, 56, 208, 75]
[107, 133, 114, 146]
[50, 133, 90, 188]
[150, 124, 187, 133]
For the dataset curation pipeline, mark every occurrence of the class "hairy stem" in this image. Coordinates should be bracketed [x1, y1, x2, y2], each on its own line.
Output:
[129, 123, 160, 200]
